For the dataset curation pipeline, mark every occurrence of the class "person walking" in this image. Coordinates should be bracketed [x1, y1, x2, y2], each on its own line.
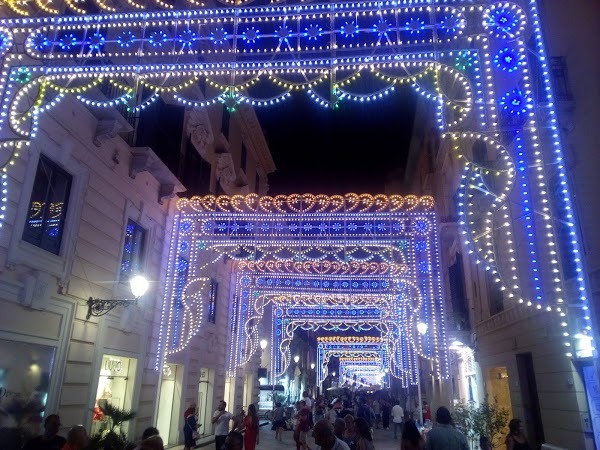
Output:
[273, 402, 286, 442]
[425, 407, 469, 450]
[354, 418, 374, 450]
[212, 400, 233, 450]
[505, 419, 532, 450]
[60, 426, 88, 450]
[242, 404, 259, 450]
[184, 406, 199, 450]
[381, 399, 391, 430]
[401, 420, 425, 450]
[371, 399, 381, 430]
[23, 414, 66, 450]
[342, 415, 358, 450]
[312, 419, 351, 450]
[391, 400, 404, 440]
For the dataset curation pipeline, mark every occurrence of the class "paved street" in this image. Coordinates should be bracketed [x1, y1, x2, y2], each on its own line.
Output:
[172, 422, 401, 450]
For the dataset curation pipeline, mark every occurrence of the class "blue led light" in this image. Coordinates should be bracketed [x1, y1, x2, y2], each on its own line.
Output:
[373, 20, 390, 36]
[439, 14, 462, 33]
[405, 18, 425, 34]
[454, 51, 475, 71]
[493, 47, 521, 73]
[58, 33, 77, 50]
[178, 29, 197, 48]
[179, 241, 189, 253]
[305, 24, 323, 41]
[210, 27, 227, 44]
[341, 21, 358, 38]
[148, 30, 168, 47]
[499, 88, 530, 116]
[32, 33, 51, 51]
[86, 32, 105, 51]
[276, 25, 291, 42]
[487, 8, 520, 38]
[0, 32, 11, 56]
[117, 31, 136, 48]
[242, 27, 260, 43]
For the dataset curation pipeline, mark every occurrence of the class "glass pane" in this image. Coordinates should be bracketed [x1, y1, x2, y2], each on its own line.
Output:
[0, 339, 56, 431]
[120, 220, 146, 280]
[22, 156, 72, 255]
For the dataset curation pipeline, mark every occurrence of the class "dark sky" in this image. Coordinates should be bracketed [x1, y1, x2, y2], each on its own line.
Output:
[256, 85, 417, 195]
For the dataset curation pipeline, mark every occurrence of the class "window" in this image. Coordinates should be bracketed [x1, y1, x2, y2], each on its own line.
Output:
[448, 253, 470, 331]
[487, 271, 504, 316]
[550, 56, 573, 102]
[208, 280, 218, 324]
[22, 155, 72, 255]
[221, 107, 230, 137]
[120, 219, 146, 280]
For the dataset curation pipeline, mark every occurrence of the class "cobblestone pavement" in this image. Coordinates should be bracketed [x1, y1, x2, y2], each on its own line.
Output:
[171, 422, 401, 450]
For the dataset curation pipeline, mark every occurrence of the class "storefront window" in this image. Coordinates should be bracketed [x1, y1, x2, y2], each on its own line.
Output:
[92, 355, 137, 437]
[0, 339, 56, 428]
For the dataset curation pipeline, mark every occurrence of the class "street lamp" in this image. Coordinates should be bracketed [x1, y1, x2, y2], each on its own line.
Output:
[310, 363, 315, 370]
[260, 339, 268, 350]
[294, 355, 300, 364]
[415, 321, 428, 425]
[86, 275, 149, 320]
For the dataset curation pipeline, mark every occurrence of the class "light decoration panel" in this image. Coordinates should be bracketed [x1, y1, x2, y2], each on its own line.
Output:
[317, 336, 389, 388]
[165, 193, 446, 387]
[0, 0, 590, 363]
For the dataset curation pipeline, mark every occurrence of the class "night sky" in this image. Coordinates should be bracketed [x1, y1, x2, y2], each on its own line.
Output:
[256, 85, 418, 195]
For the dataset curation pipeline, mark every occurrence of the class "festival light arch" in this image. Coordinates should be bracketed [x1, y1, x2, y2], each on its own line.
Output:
[0, 0, 591, 361]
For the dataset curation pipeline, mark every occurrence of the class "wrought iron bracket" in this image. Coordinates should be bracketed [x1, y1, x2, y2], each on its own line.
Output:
[86, 297, 137, 320]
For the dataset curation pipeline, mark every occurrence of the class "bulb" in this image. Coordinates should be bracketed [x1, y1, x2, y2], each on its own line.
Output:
[130, 275, 149, 298]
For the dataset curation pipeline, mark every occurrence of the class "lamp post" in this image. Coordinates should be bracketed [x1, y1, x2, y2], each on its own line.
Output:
[86, 275, 149, 320]
[415, 321, 428, 425]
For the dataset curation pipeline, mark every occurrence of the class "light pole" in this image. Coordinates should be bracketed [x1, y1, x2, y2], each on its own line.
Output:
[416, 321, 428, 425]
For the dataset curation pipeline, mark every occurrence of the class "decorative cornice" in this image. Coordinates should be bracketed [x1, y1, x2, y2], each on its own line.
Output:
[177, 193, 435, 213]
[236, 260, 408, 276]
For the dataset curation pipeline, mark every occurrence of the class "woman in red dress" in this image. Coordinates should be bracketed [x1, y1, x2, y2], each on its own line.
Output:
[243, 404, 259, 450]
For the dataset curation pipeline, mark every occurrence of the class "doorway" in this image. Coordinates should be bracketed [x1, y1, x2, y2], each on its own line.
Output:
[485, 366, 512, 414]
[516, 353, 544, 449]
[157, 363, 183, 446]
[197, 368, 215, 435]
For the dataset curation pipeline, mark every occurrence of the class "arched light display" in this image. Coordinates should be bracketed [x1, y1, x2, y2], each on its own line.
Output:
[317, 337, 390, 388]
[0, 0, 591, 361]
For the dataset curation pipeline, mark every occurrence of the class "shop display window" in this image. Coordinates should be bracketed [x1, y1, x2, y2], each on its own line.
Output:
[92, 355, 137, 437]
[0, 339, 55, 429]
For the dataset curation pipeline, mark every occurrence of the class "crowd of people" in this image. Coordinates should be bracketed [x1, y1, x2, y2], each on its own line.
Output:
[16, 395, 532, 450]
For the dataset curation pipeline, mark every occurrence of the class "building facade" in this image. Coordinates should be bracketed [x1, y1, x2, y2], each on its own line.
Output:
[0, 88, 274, 446]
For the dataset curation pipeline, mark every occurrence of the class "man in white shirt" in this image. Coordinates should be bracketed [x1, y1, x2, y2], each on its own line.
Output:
[391, 399, 404, 440]
[212, 400, 233, 450]
[312, 419, 350, 450]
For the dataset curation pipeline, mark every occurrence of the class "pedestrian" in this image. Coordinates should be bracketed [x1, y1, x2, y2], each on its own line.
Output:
[60, 425, 88, 450]
[480, 436, 492, 450]
[353, 417, 374, 450]
[224, 431, 243, 450]
[23, 414, 66, 450]
[183, 406, 199, 450]
[142, 427, 160, 440]
[212, 400, 233, 450]
[295, 400, 311, 450]
[425, 406, 469, 450]
[242, 404, 259, 450]
[333, 418, 346, 441]
[371, 399, 381, 430]
[401, 420, 424, 450]
[273, 402, 286, 442]
[505, 419, 531, 450]
[315, 396, 326, 423]
[342, 415, 358, 450]
[391, 400, 404, 440]
[312, 419, 351, 450]
[381, 399, 390, 430]
[137, 435, 164, 450]
[328, 401, 342, 423]
[303, 391, 314, 429]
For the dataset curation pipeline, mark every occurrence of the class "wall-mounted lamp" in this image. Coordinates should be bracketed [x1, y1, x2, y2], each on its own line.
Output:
[294, 355, 300, 364]
[310, 363, 315, 370]
[86, 275, 149, 320]
[417, 321, 428, 335]
[260, 339, 268, 350]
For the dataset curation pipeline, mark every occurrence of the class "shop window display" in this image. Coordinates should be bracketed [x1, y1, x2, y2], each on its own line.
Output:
[0, 340, 55, 436]
[92, 355, 137, 437]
